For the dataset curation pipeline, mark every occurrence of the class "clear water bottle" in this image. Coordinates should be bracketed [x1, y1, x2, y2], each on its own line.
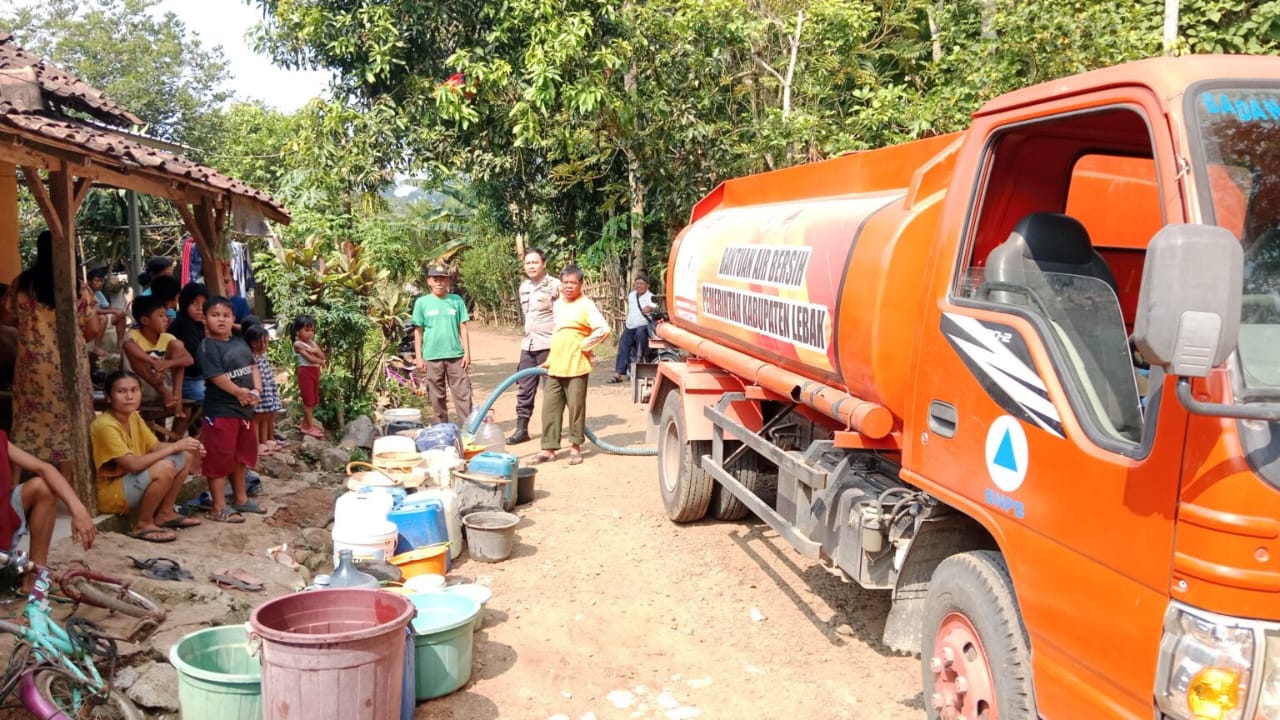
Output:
[474, 411, 506, 454]
[328, 549, 379, 589]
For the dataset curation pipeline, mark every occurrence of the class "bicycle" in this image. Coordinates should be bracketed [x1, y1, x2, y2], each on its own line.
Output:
[0, 550, 142, 718]
[46, 562, 166, 626]
[383, 355, 429, 407]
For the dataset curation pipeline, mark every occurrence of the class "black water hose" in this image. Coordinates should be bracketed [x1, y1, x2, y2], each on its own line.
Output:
[465, 366, 658, 456]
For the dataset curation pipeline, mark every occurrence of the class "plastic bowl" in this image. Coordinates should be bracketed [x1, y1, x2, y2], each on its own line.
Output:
[441, 584, 491, 610]
[389, 543, 449, 579]
[405, 574, 447, 593]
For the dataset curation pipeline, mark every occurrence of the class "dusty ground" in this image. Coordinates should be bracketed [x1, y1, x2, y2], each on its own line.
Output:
[11, 325, 920, 719]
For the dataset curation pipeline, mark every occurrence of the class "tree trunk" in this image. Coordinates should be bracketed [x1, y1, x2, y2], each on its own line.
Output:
[980, 0, 997, 41]
[1163, 0, 1180, 55]
[624, 62, 644, 277]
[928, 1, 944, 62]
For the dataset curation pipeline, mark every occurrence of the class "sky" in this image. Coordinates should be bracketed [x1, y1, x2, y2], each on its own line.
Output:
[150, 0, 331, 112]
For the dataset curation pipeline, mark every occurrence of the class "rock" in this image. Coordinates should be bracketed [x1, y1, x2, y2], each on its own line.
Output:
[126, 661, 180, 712]
[319, 447, 351, 472]
[113, 666, 139, 690]
[339, 415, 377, 449]
[300, 526, 333, 551]
[300, 436, 328, 460]
[258, 453, 296, 480]
[297, 471, 324, 486]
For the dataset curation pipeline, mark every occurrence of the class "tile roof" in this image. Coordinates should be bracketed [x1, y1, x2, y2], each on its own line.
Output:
[0, 32, 141, 127]
[0, 32, 288, 222]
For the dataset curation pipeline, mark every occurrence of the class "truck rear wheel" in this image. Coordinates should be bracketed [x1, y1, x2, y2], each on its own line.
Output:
[657, 389, 714, 522]
[710, 446, 776, 521]
[921, 550, 1036, 720]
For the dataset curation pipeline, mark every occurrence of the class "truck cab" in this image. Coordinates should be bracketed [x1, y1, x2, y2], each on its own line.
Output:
[906, 56, 1280, 720]
[648, 55, 1280, 720]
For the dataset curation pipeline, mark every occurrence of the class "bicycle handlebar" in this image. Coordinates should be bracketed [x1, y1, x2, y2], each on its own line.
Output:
[0, 549, 35, 576]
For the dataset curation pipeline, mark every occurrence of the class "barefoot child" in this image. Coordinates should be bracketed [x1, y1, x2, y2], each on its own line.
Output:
[245, 325, 284, 452]
[122, 295, 193, 418]
[199, 297, 263, 523]
[291, 314, 326, 438]
[90, 371, 204, 542]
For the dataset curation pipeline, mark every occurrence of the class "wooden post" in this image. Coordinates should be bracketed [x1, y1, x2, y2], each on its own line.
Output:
[175, 201, 225, 296]
[0, 164, 19, 283]
[48, 163, 97, 513]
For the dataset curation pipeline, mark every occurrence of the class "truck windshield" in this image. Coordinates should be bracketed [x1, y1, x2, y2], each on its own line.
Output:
[1193, 86, 1280, 393]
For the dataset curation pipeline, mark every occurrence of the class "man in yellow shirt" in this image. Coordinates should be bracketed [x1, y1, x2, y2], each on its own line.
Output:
[530, 265, 610, 466]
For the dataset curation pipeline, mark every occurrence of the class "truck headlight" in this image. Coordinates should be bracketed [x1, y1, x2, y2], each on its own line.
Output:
[1156, 605, 1254, 720]
[1257, 634, 1280, 720]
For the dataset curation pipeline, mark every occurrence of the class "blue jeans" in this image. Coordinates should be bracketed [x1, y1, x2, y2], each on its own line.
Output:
[614, 326, 649, 376]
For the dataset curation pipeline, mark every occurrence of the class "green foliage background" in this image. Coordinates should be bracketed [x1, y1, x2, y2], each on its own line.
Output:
[4, 0, 1279, 425]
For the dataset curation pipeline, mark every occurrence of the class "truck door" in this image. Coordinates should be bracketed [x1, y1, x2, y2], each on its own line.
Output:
[905, 94, 1189, 718]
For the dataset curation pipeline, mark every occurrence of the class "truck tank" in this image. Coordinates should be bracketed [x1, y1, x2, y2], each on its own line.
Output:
[666, 132, 962, 430]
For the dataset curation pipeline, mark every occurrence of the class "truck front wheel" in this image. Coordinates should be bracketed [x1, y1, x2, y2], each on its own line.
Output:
[921, 551, 1036, 720]
[657, 389, 714, 522]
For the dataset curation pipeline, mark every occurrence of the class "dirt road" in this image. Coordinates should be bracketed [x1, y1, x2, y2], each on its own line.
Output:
[430, 326, 921, 719]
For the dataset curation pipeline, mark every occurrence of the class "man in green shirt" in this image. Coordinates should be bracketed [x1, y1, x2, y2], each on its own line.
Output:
[412, 263, 474, 425]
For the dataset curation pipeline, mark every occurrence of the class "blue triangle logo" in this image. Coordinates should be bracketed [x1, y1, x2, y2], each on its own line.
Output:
[993, 430, 1018, 472]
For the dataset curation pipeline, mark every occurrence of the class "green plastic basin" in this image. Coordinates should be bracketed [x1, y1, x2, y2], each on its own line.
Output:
[168, 625, 262, 720]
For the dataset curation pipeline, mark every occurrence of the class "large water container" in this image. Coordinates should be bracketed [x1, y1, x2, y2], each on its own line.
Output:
[467, 452, 518, 510]
[387, 497, 447, 554]
[416, 423, 460, 453]
[473, 413, 506, 454]
[415, 487, 461, 560]
[335, 490, 394, 527]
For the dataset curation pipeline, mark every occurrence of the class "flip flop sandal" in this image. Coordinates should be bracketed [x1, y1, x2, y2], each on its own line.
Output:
[209, 568, 264, 592]
[528, 453, 556, 465]
[127, 528, 177, 543]
[208, 507, 245, 524]
[127, 557, 193, 582]
[231, 500, 266, 514]
[159, 516, 202, 529]
[568, 452, 584, 466]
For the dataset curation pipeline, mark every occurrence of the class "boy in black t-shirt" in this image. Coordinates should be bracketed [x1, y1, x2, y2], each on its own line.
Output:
[198, 297, 262, 523]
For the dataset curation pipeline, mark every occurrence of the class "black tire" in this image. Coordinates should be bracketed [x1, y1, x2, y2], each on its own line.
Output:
[709, 446, 777, 521]
[921, 550, 1036, 720]
[65, 578, 165, 622]
[31, 667, 143, 720]
[657, 389, 714, 522]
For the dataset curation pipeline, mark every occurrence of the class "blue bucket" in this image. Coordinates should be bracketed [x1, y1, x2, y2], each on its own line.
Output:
[389, 497, 447, 554]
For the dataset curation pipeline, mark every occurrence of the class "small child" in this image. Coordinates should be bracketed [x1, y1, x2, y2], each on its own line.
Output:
[86, 267, 127, 354]
[198, 297, 263, 523]
[244, 325, 284, 452]
[291, 314, 326, 438]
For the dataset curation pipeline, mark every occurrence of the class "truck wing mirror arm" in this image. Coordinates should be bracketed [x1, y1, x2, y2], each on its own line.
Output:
[1175, 377, 1280, 420]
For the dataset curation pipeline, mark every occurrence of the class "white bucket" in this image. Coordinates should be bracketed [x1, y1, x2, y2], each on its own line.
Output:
[334, 489, 394, 528]
[372, 434, 417, 458]
[383, 408, 422, 425]
[414, 487, 462, 560]
[331, 520, 398, 564]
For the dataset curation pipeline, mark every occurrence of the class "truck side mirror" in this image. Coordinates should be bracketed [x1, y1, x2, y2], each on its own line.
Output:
[1132, 224, 1242, 378]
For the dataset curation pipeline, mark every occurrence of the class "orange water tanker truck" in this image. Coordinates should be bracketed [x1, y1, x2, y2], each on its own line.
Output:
[640, 55, 1280, 720]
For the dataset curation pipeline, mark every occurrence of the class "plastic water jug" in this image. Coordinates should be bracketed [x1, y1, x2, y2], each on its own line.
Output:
[474, 412, 506, 454]
[335, 489, 394, 527]
[328, 549, 379, 589]
[416, 487, 462, 560]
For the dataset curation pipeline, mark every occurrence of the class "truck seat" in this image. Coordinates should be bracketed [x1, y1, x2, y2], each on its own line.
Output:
[983, 212, 1142, 442]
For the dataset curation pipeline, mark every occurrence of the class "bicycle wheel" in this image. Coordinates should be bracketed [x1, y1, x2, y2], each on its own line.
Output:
[27, 667, 142, 719]
[63, 578, 165, 622]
